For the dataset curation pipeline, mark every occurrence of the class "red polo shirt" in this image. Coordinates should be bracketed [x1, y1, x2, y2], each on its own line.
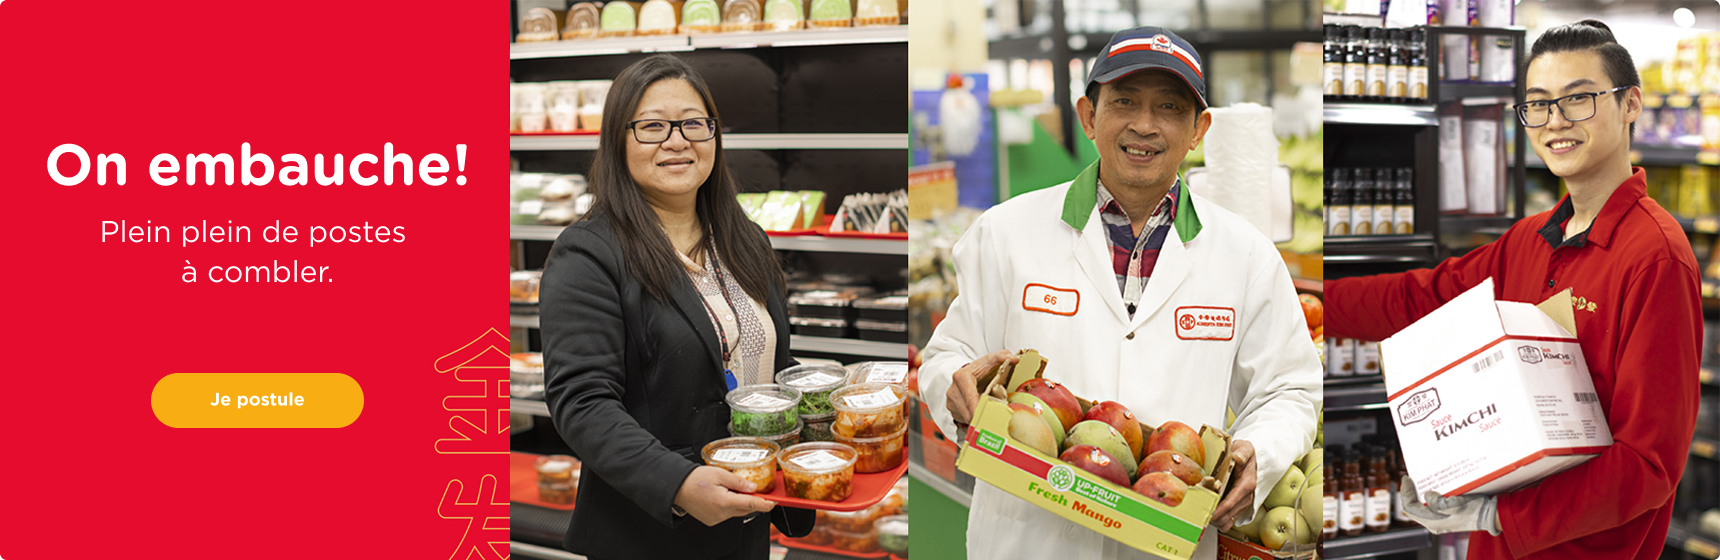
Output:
[1327, 168, 1701, 560]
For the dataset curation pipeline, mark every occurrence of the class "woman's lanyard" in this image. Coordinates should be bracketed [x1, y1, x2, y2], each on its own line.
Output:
[695, 243, 742, 391]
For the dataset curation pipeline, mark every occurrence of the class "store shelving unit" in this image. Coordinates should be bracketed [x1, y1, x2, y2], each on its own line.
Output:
[511, 224, 908, 254]
[510, 132, 909, 151]
[509, 26, 908, 60]
[1322, 527, 1433, 560]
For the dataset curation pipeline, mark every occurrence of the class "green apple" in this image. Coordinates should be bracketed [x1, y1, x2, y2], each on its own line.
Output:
[1232, 506, 1266, 543]
[1259, 506, 1313, 550]
[1263, 467, 1307, 510]
[1301, 447, 1324, 481]
[1295, 480, 1323, 535]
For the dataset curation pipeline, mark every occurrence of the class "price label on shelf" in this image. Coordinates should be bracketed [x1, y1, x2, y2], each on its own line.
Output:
[711, 448, 770, 463]
[733, 392, 792, 410]
[785, 372, 844, 389]
[1696, 216, 1720, 234]
[1693, 439, 1716, 459]
[790, 450, 849, 470]
[843, 389, 899, 409]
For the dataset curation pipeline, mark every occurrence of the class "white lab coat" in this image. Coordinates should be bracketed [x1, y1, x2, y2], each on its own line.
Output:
[920, 164, 1322, 560]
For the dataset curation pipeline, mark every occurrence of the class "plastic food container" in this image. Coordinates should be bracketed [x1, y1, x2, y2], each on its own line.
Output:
[875, 514, 908, 555]
[846, 361, 910, 387]
[599, 1, 642, 37]
[725, 384, 802, 437]
[799, 413, 835, 442]
[790, 316, 849, 338]
[537, 481, 576, 505]
[720, 0, 762, 32]
[794, 524, 833, 546]
[511, 270, 542, 314]
[856, 320, 908, 343]
[562, 2, 602, 39]
[516, 7, 563, 42]
[779, 442, 858, 502]
[678, 0, 722, 33]
[828, 527, 880, 553]
[761, 0, 804, 30]
[835, 423, 906, 473]
[854, 0, 902, 26]
[776, 364, 848, 416]
[635, 0, 681, 35]
[830, 383, 908, 438]
[702, 437, 780, 493]
[806, 0, 854, 28]
[788, 290, 859, 320]
[854, 294, 909, 322]
[728, 418, 801, 447]
[510, 352, 545, 400]
[536, 454, 578, 485]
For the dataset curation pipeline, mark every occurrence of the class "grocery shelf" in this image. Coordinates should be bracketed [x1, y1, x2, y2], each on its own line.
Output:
[508, 26, 909, 59]
[1324, 235, 1441, 266]
[1666, 521, 1720, 559]
[1323, 103, 1438, 126]
[512, 314, 540, 329]
[509, 133, 909, 151]
[788, 335, 905, 359]
[513, 398, 551, 417]
[1440, 215, 1518, 237]
[1439, 82, 1514, 104]
[909, 462, 973, 508]
[1322, 527, 1433, 560]
[1681, 216, 1720, 235]
[1325, 375, 1390, 412]
[510, 224, 907, 254]
[510, 540, 586, 560]
[1633, 145, 1707, 167]
[1693, 437, 1719, 460]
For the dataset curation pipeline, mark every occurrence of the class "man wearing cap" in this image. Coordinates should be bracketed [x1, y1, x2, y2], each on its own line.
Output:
[920, 27, 1322, 559]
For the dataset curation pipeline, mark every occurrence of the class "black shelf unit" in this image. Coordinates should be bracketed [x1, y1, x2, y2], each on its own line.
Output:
[986, 0, 1319, 155]
[1322, 527, 1433, 559]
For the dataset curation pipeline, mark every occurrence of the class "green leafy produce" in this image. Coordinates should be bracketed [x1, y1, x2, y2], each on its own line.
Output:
[799, 389, 835, 416]
[733, 408, 798, 437]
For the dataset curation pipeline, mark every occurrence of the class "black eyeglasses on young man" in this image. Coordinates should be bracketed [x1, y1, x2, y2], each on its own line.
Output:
[1513, 86, 1632, 128]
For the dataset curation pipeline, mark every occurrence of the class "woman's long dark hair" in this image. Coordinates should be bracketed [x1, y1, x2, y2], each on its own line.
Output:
[586, 54, 783, 304]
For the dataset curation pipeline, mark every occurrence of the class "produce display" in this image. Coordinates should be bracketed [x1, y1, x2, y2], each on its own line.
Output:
[779, 442, 858, 501]
[725, 384, 803, 437]
[703, 437, 781, 493]
[776, 364, 848, 416]
[830, 383, 907, 438]
[1223, 445, 1324, 551]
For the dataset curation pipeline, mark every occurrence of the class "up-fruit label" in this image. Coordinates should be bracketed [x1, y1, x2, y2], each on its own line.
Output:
[1174, 306, 1236, 341]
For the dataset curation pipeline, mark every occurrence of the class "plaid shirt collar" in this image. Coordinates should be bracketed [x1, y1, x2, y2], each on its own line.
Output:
[1096, 179, 1180, 316]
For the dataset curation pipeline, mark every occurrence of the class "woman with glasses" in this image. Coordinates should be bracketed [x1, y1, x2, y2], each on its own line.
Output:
[537, 54, 812, 560]
[1323, 20, 1700, 560]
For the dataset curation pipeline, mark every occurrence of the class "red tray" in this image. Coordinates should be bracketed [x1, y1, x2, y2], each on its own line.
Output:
[774, 533, 891, 559]
[759, 447, 908, 512]
[510, 452, 578, 510]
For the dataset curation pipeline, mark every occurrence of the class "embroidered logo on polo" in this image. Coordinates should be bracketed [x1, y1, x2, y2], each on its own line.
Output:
[1173, 306, 1235, 340]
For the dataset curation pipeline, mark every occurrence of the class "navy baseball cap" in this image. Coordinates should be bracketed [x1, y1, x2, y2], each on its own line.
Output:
[1088, 27, 1208, 110]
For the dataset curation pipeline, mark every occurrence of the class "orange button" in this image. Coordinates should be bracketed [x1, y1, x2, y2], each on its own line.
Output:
[151, 372, 363, 428]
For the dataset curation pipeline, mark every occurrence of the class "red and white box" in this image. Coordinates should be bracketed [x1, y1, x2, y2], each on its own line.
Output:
[1380, 278, 1613, 497]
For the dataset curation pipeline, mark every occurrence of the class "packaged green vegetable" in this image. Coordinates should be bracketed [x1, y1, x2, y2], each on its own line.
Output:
[775, 364, 848, 416]
[725, 384, 803, 437]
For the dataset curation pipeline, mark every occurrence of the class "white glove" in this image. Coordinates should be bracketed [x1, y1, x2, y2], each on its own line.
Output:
[1400, 475, 1501, 536]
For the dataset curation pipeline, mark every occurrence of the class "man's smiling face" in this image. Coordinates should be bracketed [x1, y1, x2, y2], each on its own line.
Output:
[1078, 69, 1212, 192]
[1523, 50, 1640, 182]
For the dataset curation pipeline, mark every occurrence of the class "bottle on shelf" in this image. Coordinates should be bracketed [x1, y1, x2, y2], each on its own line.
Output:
[1394, 167, 1416, 234]
[1372, 168, 1395, 235]
[1391, 446, 1418, 528]
[1356, 339, 1381, 375]
[1323, 458, 1340, 540]
[1408, 27, 1429, 101]
[1366, 27, 1389, 102]
[1328, 168, 1352, 236]
[1365, 447, 1391, 533]
[1325, 23, 1345, 99]
[1340, 448, 1366, 537]
[1351, 167, 1375, 235]
[1344, 25, 1368, 100]
[1387, 28, 1408, 102]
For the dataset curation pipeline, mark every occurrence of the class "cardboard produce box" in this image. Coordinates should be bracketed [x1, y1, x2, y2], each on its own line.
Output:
[955, 359, 1235, 560]
[1216, 533, 1316, 560]
[1381, 278, 1613, 498]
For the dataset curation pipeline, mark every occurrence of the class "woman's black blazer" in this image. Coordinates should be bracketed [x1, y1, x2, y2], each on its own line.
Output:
[539, 212, 813, 559]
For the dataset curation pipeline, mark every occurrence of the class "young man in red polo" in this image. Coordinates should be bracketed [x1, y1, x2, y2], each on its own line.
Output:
[1325, 20, 1700, 560]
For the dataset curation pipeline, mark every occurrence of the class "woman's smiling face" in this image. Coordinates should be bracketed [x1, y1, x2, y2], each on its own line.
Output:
[627, 78, 717, 207]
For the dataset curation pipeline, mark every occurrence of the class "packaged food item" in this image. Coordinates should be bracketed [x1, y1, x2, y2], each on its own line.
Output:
[789, 289, 860, 319]
[729, 418, 802, 446]
[830, 383, 907, 438]
[511, 270, 542, 313]
[702, 437, 781, 493]
[515, 83, 549, 133]
[854, 0, 902, 26]
[725, 384, 803, 437]
[776, 364, 848, 416]
[511, 352, 545, 399]
[721, 0, 763, 32]
[853, 294, 908, 322]
[846, 361, 909, 387]
[761, 0, 804, 31]
[563, 2, 602, 39]
[795, 523, 834, 545]
[599, 1, 644, 37]
[636, 0, 684, 35]
[547, 81, 581, 133]
[835, 423, 907, 473]
[538, 481, 576, 505]
[800, 413, 835, 442]
[829, 527, 880, 553]
[517, 7, 565, 42]
[578, 80, 610, 131]
[780, 442, 858, 501]
[875, 514, 908, 555]
[536, 454, 578, 484]
[790, 316, 850, 338]
[856, 319, 908, 343]
[807, 0, 854, 28]
[679, 0, 723, 33]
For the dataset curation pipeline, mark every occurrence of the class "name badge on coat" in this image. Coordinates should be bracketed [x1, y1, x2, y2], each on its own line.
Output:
[1022, 283, 1079, 316]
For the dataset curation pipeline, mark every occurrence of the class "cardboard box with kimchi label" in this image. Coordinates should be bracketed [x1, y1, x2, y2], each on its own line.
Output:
[955, 353, 1235, 560]
[1380, 278, 1614, 497]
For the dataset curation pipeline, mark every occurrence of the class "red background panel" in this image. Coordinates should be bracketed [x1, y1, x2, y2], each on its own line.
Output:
[0, 0, 508, 557]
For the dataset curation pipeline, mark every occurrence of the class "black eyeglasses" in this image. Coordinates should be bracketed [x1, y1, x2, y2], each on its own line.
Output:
[1514, 86, 1632, 128]
[627, 117, 719, 143]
